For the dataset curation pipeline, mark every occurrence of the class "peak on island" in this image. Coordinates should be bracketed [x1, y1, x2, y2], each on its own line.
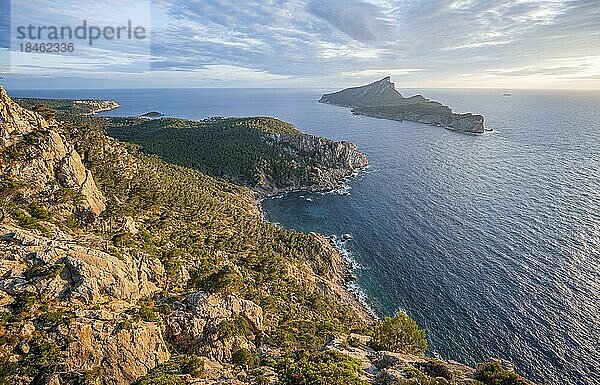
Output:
[320, 77, 486, 133]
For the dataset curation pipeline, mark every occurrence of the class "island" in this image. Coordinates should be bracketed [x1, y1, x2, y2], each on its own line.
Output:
[320, 77, 486, 133]
[140, 111, 165, 118]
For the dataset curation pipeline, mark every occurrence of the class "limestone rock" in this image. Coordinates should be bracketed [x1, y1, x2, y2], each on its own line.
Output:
[0, 225, 165, 305]
[0, 85, 48, 145]
[0, 85, 106, 216]
[166, 292, 264, 361]
[66, 313, 170, 385]
[256, 133, 368, 194]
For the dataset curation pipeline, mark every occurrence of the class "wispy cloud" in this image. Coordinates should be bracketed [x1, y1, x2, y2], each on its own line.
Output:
[4, 0, 600, 89]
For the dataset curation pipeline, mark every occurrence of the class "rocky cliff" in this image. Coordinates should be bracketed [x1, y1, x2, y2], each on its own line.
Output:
[256, 132, 368, 194]
[320, 77, 486, 133]
[0, 86, 106, 217]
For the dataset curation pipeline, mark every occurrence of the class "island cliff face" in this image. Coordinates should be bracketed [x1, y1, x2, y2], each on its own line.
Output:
[320, 77, 486, 133]
[0, 86, 533, 385]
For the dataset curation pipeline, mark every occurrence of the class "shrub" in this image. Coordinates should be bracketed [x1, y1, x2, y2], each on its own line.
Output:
[132, 355, 204, 384]
[11, 209, 49, 235]
[475, 361, 527, 385]
[180, 355, 204, 377]
[369, 312, 427, 355]
[24, 263, 64, 281]
[138, 297, 159, 322]
[10, 294, 38, 316]
[193, 265, 242, 294]
[348, 336, 361, 348]
[0, 179, 25, 199]
[27, 203, 52, 221]
[231, 348, 260, 368]
[277, 350, 366, 385]
[217, 316, 251, 340]
[0, 356, 17, 384]
[18, 337, 62, 376]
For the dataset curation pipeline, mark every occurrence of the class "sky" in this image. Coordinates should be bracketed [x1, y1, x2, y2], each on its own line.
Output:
[1, 0, 600, 89]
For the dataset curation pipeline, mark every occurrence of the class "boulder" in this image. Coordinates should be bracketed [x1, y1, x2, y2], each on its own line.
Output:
[65, 312, 170, 385]
[166, 292, 264, 361]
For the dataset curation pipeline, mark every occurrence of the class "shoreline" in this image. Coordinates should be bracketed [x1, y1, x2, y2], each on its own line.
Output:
[255, 166, 378, 324]
[319, 99, 487, 133]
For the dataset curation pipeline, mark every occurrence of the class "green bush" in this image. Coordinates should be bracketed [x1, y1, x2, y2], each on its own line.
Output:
[11, 209, 49, 235]
[369, 312, 427, 355]
[277, 350, 366, 385]
[231, 348, 260, 368]
[193, 265, 242, 294]
[0, 356, 17, 384]
[218, 316, 251, 340]
[180, 355, 204, 377]
[10, 294, 38, 316]
[17, 337, 62, 376]
[27, 203, 52, 220]
[475, 361, 527, 385]
[0, 179, 25, 199]
[132, 355, 204, 384]
[138, 297, 159, 322]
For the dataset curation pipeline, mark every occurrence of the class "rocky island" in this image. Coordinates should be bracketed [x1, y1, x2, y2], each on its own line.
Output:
[140, 111, 165, 118]
[0, 85, 531, 385]
[320, 77, 486, 133]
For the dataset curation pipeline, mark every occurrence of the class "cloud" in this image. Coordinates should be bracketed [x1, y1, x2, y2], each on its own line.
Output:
[306, 0, 395, 42]
[4, 0, 600, 89]
[343, 68, 426, 77]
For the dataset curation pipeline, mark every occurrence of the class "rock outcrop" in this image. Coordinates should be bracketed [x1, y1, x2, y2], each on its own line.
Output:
[166, 292, 264, 361]
[256, 133, 369, 194]
[0, 223, 171, 384]
[320, 77, 486, 133]
[0, 85, 106, 216]
[65, 312, 170, 385]
[0, 87, 48, 145]
[0, 224, 165, 306]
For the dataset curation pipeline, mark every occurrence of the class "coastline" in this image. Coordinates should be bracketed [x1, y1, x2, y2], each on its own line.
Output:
[255, 166, 378, 325]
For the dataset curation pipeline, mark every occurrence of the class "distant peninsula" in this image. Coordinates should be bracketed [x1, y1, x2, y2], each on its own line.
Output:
[320, 77, 486, 133]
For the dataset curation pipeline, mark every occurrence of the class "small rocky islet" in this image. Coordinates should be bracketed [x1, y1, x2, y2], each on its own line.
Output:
[0, 85, 531, 384]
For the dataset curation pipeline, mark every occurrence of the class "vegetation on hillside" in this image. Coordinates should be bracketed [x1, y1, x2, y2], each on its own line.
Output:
[104, 116, 352, 192]
[369, 312, 428, 355]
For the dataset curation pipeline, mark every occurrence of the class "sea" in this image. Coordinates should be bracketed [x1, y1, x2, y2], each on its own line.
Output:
[9, 87, 600, 385]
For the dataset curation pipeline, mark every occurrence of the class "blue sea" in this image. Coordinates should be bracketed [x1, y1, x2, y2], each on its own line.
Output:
[9, 87, 600, 385]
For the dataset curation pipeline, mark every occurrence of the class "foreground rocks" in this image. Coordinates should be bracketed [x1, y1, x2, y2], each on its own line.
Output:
[166, 292, 264, 361]
[0, 86, 106, 216]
